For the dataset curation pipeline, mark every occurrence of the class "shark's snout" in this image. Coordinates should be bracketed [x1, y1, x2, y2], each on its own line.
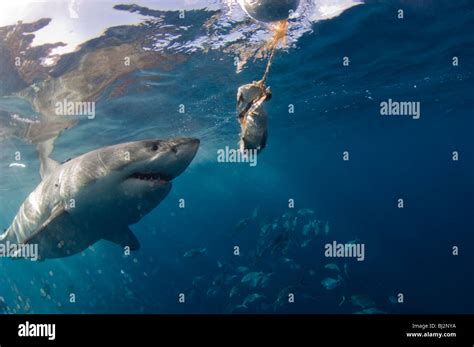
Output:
[123, 137, 199, 186]
[164, 138, 200, 180]
[172, 138, 200, 158]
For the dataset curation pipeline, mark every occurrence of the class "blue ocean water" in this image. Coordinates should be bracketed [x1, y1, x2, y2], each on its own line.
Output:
[0, 0, 473, 314]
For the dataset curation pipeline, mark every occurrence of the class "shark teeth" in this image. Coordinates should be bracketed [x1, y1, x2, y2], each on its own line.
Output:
[129, 172, 163, 181]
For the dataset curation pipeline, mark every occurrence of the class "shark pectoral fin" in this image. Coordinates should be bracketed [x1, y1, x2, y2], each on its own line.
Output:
[103, 227, 140, 251]
[260, 130, 268, 150]
[23, 205, 68, 244]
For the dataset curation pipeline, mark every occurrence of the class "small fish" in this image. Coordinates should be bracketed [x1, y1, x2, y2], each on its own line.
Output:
[241, 272, 271, 288]
[324, 263, 341, 272]
[192, 276, 205, 287]
[212, 273, 225, 287]
[206, 287, 219, 298]
[183, 248, 207, 258]
[234, 217, 251, 233]
[343, 263, 349, 278]
[251, 207, 259, 220]
[229, 286, 239, 298]
[241, 271, 261, 285]
[274, 285, 300, 311]
[354, 307, 385, 314]
[124, 288, 135, 299]
[301, 239, 312, 248]
[339, 295, 346, 307]
[280, 257, 294, 264]
[260, 223, 271, 234]
[276, 286, 293, 302]
[388, 296, 398, 304]
[297, 208, 314, 216]
[314, 221, 320, 236]
[351, 295, 375, 309]
[302, 222, 312, 236]
[260, 272, 272, 287]
[291, 217, 298, 231]
[224, 274, 238, 286]
[347, 238, 360, 244]
[242, 293, 265, 307]
[324, 222, 330, 236]
[236, 266, 250, 274]
[321, 275, 342, 290]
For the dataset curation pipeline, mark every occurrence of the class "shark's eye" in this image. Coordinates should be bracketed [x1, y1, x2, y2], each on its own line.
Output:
[151, 144, 159, 151]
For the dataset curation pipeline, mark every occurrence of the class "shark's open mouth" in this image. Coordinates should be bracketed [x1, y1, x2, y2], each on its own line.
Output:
[128, 172, 172, 182]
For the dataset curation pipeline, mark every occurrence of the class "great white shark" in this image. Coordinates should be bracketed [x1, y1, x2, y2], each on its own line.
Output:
[0, 138, 200, 260]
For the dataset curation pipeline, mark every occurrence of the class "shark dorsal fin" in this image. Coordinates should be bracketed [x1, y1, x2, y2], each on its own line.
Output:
[37, 139, 60, 180]
[40, 157, 60, 180]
